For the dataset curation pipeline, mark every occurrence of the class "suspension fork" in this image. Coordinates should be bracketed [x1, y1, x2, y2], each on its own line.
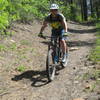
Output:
[53, 38, 61, 62]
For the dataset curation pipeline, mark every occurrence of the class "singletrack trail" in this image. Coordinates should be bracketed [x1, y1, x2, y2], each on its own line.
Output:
[0, 21, 99, 100]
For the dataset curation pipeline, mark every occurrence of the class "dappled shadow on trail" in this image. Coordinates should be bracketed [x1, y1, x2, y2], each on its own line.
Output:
[68, 40, 95, 47]
[41, 41, 50, 46]
[11, 70, 49, 87]
[41, 40, 95, 47]
[69, 21, 97, 26]
[68, 28, 96, 34]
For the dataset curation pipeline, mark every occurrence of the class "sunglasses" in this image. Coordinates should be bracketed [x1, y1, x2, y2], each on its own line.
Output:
[50, 9, 58, 12]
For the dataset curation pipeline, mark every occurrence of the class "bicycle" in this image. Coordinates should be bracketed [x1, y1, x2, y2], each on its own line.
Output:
[46, 35, 68, 82]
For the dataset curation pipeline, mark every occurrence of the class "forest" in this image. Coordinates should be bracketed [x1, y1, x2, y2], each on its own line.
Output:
[0, 0, 100, 34]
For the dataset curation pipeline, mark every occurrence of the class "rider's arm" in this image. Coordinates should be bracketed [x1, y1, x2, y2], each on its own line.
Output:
[61, 19, 68, 32]
[39, 21, 48, 34]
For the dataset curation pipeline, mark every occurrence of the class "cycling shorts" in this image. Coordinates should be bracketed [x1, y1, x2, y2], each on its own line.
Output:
[51, 28, 68, 40]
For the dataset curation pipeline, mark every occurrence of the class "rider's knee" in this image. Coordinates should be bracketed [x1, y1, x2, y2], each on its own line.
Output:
[60, 39, 65, 43]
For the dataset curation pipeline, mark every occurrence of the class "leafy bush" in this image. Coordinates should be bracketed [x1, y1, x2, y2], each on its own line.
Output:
[0, 0, 49, 31]
[60, 4, 71, 20]
[0, 0, 9, 32]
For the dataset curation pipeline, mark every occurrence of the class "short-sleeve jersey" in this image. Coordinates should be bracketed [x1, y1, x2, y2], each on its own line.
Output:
[45, 13, 66, 29]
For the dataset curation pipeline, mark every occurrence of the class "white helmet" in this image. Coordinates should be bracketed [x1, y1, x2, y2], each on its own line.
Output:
[50, 4, 59, 10]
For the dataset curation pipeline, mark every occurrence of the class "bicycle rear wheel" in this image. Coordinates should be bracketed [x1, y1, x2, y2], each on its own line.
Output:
[46, 47, 56, 82]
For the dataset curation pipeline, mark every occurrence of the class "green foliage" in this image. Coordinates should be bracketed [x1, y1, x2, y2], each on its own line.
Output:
[0, 0, 8, 10]
[17, 65, 26, 72]
[75, 15, 82, 22]
[89, 22, 100, 64]
[96, 22, 100, 32]
[0, 12, 9, 29]
[60, 4, 71, 20]
[90, 46, 100, 63]
[10, 43, 17, 50]
[0, 0, 9, 31]
[0, 44, 6, 52]
[0, 0, 50, 33]
[83, 69, 100, 92]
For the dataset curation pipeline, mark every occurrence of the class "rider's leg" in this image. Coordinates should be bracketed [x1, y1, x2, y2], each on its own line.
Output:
[60, 40, 68, 62]
[60, 28, 69, 62]
[60, 39, 68, 54]
[60, 29, 68, 53]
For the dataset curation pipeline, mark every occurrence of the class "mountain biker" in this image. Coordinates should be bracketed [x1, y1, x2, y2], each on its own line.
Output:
[39, 3, 68, 63]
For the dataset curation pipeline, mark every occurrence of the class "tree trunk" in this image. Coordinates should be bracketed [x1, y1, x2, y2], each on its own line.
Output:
[90, 0, 94, 17]
[70, 0, 73, 4]
[95, 0, 100, 19]
[96, 6, 100, 19]
[80, 0, 84, 20]
[83, 0, 88, 21]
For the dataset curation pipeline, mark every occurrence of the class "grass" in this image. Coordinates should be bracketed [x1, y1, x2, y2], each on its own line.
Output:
[84, 22, 100, 91]
[17, 65, 26, 72]
[0, 44, 6, 52]
[9, 43, 17, 50]
[89, 22, 100, 64]
[20, 40, 31, 46]
[83, 69, 100, 92]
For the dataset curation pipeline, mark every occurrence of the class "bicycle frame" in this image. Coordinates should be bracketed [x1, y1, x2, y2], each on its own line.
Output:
[49, 36, 62, 64]
[46, 35, 68, 81]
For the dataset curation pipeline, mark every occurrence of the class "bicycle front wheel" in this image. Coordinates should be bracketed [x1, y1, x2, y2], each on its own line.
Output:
[46, 48, 56, 82]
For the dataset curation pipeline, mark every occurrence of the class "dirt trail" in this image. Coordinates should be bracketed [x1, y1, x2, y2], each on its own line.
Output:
[0, 21, 99, 100]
